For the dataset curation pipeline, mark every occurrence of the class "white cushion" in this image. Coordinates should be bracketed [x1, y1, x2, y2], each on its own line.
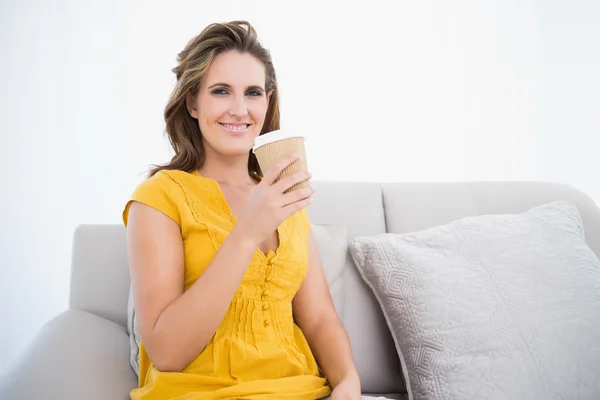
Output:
[311, 224, 348, 317]
[350, 200, 600, 400]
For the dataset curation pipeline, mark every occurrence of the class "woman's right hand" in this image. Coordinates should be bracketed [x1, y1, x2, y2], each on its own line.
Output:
[235, 152, 315, 247]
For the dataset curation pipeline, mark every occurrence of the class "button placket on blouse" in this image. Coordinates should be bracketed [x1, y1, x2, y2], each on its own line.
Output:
[262, 258, 274, 327]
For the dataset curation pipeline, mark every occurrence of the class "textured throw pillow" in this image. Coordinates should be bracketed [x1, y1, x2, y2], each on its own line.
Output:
[127, 223, 348, 376]
[350, 200, 600, 400]
[126, 288, 140, 376]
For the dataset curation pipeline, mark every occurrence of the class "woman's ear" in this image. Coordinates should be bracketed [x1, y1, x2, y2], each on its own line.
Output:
[186, 93, 198, 119]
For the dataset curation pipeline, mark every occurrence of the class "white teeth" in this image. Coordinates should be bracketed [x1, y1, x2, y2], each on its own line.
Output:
[222, 123, 248, 131]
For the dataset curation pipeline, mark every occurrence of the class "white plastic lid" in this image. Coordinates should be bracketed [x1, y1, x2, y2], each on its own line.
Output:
[252, 129, 304, 151]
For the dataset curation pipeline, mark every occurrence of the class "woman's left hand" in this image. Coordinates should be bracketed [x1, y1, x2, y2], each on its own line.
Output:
[330, 375, 361, 400]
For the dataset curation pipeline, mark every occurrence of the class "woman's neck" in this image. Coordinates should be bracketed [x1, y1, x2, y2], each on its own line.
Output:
[199, 156, 255, 186]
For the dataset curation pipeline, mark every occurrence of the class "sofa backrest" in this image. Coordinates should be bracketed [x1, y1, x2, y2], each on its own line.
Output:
[69, 224, 129, 327]
[68, 180, 600, 394]
[380, 181, 600, 256]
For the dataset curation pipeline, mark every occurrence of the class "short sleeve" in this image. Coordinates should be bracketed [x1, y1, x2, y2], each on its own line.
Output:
[122, 171, 181, 227]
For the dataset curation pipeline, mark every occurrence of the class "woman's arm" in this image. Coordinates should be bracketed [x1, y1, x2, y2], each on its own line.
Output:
[292, 229, 361, 395]
[127, 202, 257, 372]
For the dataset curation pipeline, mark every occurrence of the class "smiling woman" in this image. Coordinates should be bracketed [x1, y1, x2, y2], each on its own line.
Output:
[186, 51, 269, 154]
[122, 20, 360, 400]
[147, 21, 281, 180]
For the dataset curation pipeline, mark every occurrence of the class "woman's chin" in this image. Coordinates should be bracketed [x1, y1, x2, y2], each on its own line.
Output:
[204, 136, 256, 157]
[217, 146, 254, 157]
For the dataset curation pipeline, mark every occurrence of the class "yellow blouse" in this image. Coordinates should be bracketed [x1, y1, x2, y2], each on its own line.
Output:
[122, 169, 331, 400]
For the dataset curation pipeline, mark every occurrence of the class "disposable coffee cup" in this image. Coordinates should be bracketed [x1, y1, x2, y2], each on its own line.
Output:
[252, 130, 309, 193]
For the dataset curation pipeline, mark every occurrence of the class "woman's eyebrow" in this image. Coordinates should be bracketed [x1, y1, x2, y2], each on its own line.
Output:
[207, 82, 265, 91]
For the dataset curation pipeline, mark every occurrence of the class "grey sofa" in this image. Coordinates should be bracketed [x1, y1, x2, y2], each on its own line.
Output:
[1, 180, 599, 400]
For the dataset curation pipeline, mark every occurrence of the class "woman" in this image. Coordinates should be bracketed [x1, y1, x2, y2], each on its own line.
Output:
[123, 21, 360, 400]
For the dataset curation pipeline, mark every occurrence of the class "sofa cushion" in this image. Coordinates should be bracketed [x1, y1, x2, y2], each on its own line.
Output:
[127, 223, 348, 376]
[350, 200, 600, 400]
[311, 224, 348, 317]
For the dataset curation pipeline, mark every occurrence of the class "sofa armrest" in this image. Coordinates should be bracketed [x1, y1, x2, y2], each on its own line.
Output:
[0, 309, 137, 400]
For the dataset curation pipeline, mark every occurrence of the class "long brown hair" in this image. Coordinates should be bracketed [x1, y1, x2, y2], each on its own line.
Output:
[148, 20, 280, 178]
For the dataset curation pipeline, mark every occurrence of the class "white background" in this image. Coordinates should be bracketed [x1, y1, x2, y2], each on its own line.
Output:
[1, 0, 598, 373]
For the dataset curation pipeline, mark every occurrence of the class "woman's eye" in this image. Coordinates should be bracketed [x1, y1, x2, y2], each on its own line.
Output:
[211, 88, 262, 96]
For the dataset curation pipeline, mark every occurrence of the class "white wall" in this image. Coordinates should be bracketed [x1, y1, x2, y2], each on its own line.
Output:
[124, 0, 539, 184]
[0, 0, 129, 371]
[534, 0, 600, 202]
[1, 0, 598, 373]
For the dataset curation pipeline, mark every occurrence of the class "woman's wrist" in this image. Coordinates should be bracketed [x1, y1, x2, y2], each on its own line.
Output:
[229, 222, 259, 253]
[344, 370, 360, 382]
[331, 368, 360, 389]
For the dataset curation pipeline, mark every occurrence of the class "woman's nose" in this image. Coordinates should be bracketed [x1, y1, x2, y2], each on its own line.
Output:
[229, 95, 248, 117]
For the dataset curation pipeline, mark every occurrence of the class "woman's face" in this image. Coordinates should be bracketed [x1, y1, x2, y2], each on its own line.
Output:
[188, 50, 271, 158]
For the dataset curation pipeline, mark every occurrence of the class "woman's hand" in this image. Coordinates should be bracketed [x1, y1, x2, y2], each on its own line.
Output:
[330, 375, 361, 400]
[235, 152, 315, 247]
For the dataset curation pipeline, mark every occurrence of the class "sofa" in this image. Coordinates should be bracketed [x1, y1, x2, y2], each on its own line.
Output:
[1, 180, 599, 400]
